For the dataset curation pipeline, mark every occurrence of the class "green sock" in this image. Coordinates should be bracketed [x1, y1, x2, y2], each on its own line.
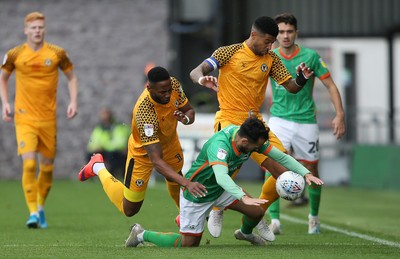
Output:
[241, 215, 260, 235]
[143, 230, 182, 247]
[268, 199, 280, 219]
[265, 171, 280, 220]
[308, 184, 322, 216]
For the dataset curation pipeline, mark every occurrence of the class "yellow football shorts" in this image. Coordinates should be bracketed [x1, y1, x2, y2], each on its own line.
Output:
[15, 119, 56, 158]
[123, 148, 184, 202]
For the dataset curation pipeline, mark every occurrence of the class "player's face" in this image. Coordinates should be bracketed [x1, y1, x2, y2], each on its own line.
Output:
[277, 23, 298, 48]
[252, 31, 276, 56]
[25, 19, 46, 45]
[238, 137, 266, 154]
[148, 78, 172, 104]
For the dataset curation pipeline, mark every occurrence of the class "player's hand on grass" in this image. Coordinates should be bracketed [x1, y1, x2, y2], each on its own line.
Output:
[186, 181, 207, 198]
[198, 76, 219, 92]
[304, 173, 324, 186]
[241, 195, 268, 206]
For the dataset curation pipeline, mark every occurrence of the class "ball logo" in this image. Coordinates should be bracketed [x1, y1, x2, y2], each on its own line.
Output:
[276, 171, 305, 201]
[135, 179, 144, 187]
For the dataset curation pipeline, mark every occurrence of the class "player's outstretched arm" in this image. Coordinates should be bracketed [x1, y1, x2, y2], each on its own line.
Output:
[241, 195, 268, 206]
[190, 61, 219, 92]
[304, 173, 324, 186]
[144, 143, 207, 198]
[281, 62, 314, 94]
[174, 102, 195, 125]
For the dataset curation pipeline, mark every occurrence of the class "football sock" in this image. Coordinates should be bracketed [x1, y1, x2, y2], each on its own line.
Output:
[308, 184, 321, 216]
[268, 200, 280, 220]
[166, 180, 180, 209]
[37, 163, 53, 206]
[22, 159, 38, 213]
[98, 168, 125, 214]
[259, 176, 279, 213]
[241, 215, 260, 234]
[143, 230, 182, 247]
[93, 163, 105, 175]
[265, 172, 280, 220]
[271, 218, 281, 226]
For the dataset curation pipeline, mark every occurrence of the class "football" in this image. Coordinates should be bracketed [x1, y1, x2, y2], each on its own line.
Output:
[276, 171, 305, 201]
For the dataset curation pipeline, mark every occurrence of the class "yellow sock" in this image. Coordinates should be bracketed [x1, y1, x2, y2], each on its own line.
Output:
[37, 163, 53, 206]
[166, 179, 180, 209]
[98, 168, 125, 214]
[22, 159, 38, 213]
[259, 176, 279, 213]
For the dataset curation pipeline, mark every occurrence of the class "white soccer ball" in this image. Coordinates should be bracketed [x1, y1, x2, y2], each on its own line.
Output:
[276, 171, 305, 201]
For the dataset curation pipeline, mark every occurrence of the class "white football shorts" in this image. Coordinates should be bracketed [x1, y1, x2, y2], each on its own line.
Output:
[268, 116, 319, 163]
[178, 189, 237, 235]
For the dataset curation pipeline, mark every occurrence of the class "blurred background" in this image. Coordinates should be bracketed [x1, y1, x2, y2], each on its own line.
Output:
[1, 0, 400, 190]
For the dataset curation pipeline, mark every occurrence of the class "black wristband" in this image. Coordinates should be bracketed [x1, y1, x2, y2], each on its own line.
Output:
[295, 72, 308, 87]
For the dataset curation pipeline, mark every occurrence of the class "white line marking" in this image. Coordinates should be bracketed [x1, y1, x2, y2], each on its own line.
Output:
[281, 214, 400, 248]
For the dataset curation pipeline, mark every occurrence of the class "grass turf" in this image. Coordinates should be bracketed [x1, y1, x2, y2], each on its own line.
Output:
[0, 180, 399, 258]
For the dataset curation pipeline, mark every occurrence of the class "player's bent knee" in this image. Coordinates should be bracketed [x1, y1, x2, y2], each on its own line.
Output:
[122, 200, 143, 217]
[181, 235, 201, 247]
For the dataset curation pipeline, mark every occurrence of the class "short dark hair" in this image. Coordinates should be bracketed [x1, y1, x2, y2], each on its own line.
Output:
[238, 118, 269, 143]
[253, 16, 279, 37]
[147, 66, 170, 83]
[274, 13, 298, 30]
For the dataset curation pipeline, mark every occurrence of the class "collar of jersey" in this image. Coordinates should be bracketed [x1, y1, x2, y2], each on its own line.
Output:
[231, 128, 241, 156]
[278, 44, 300, 60]
[243, 41, 258, 57]
[146, 89, 171, 107]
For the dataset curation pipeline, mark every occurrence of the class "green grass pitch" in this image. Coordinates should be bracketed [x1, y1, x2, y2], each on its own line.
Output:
[1, 180, 399, 258]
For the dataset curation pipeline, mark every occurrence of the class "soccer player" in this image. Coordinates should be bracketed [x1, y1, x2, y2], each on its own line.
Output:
[189, 16, 314, 239]
[78, 66, 207, 219]
[124, 118, 324, 247]
[0, 12, 79, 229]
[265, 13, 346, 234]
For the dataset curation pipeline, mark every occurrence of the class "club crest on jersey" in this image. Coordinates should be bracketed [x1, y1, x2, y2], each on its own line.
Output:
[144, 124, 154, 137]
[135, 179, 144, 187]
[217, 148, 227, 160]
[261, 64, 268, 72]
[175, 100, 179, 108]
[44, 59, 52, 66]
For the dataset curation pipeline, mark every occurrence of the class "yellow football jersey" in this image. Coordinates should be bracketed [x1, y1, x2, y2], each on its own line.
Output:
[129, 77, 188, 158]
[208, 41, 292, 123]
[1, 42, 73, 121]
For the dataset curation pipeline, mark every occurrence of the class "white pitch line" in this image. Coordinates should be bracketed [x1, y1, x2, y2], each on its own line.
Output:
[281, 214, 400, 248]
